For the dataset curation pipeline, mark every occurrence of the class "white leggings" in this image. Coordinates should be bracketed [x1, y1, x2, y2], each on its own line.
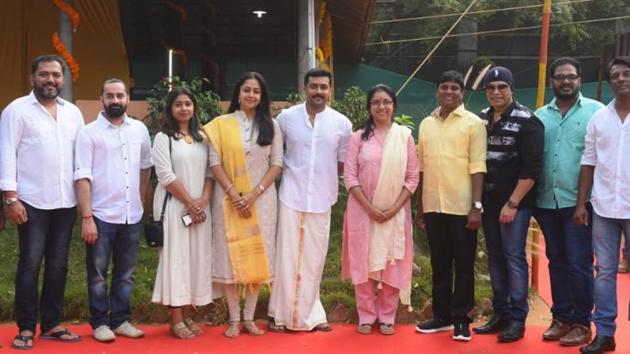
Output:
[224, 285, 261, 323]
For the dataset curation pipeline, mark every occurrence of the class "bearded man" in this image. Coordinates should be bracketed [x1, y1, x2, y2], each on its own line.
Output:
[533, 57, 604, 347]
[0, 55, 85, 349]
[74, 79, 152, 342]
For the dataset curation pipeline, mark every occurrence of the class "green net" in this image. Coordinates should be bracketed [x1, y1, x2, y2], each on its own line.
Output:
[335, 63, 614, 134]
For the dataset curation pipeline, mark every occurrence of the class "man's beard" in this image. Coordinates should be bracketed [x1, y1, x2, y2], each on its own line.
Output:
[104, 104, 127, 118]
[34, 84, 59, 100]
[553, 86, 579, 101]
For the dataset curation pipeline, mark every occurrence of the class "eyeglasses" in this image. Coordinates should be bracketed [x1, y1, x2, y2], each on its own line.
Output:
[485, 83, 510, 92]
[551, 74, 579, 82]
[370, 100, 394, 107]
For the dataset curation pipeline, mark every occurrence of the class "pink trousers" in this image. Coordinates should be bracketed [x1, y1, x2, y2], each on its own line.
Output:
[354, 280, 399, 325]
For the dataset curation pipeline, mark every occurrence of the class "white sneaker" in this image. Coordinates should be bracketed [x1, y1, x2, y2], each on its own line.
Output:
[93, 325, 116, 342]
[112, 321, 145, 338]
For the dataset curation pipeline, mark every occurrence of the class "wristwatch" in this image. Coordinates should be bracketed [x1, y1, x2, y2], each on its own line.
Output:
[506, 200, 519, 209]
[3, 197, 18, 206]
[472, 201, 483, 210]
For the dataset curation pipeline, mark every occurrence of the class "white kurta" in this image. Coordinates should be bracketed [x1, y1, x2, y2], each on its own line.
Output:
[151, 132, 213, 306]
[208, 113, 283, 296]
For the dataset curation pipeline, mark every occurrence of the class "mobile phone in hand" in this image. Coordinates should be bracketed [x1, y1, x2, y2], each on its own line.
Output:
[181, 214, 192, 227]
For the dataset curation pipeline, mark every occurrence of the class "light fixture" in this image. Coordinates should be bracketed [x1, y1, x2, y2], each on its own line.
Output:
[253, 10, 267, 18]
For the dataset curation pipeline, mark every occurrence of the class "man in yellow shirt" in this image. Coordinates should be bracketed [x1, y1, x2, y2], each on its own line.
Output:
[415, 71, 487, 342]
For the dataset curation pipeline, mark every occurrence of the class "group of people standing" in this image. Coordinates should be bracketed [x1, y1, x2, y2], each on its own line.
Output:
[0, 53, 629, 354]
[415, 56, 630, 354]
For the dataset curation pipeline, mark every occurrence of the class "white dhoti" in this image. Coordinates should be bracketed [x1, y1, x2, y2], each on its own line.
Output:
[267, 201, 331, 330]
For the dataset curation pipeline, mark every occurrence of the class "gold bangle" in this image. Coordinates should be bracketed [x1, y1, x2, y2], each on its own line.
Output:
[225, 184, 234, 193]
[257, 184, 265, 194]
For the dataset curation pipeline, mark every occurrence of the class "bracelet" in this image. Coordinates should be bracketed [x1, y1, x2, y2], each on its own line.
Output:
[81, 214, 93, 219]
[257, 184, 265, 194]
[225, 184, 234, 193]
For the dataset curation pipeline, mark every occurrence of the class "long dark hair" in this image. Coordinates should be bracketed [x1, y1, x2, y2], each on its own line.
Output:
[160, 87, 204, 142]
[361, 84, 397, 141]
[228, 72, 274, 146]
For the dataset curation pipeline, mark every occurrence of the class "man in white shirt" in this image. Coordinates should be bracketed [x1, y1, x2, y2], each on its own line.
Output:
[574, 56, 630, 354]
[0, 55, 84, 349]
[74, 79, 152, 342]
[267, 69, 352, 332]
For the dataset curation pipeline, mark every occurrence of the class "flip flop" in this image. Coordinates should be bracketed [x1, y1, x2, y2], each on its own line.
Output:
[12, 334, 34, 350]
[40, 328, 81, 343]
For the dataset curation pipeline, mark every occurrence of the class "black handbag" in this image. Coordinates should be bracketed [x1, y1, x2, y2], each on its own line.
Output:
[144, 136, 172, 248]
[144, 192, 169, 247]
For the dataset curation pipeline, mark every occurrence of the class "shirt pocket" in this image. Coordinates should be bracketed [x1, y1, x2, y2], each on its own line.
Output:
[23, 118, 54, 145]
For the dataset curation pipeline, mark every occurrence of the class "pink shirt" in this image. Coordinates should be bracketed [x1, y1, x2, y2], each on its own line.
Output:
[341, 129, 419, 288]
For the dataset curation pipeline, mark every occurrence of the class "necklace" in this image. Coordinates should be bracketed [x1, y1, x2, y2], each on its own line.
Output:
[179, 131, 193, 144]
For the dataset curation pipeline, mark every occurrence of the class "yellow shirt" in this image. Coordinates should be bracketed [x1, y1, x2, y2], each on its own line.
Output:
[418, 104, 487, 216]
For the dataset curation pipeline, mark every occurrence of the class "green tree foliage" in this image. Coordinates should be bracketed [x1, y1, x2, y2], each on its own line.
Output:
[368, 0, 629, 60]
[145, 76, 223, 135]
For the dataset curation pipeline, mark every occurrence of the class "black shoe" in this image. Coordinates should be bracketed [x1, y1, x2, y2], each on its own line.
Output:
[415, 318, 453, 334]
[473, 315, 509, 334]
[579, 335, 616, 354]
[452, 323, 471, 342]
[498, 321, 525, 342]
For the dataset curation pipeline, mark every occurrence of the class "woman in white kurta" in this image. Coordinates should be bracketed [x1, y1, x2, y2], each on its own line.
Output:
[206, 72, 283, 338]
[151, 87, 214, 339]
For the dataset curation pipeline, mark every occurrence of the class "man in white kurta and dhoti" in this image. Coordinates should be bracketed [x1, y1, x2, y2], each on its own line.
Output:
[267, 69, 352, 332]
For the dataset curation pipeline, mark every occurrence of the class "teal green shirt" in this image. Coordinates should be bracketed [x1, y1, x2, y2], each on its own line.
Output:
[535, 93, 604, 209]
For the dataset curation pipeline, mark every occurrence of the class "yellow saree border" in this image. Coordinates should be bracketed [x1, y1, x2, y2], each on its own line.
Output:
[204, 114, 271, 284]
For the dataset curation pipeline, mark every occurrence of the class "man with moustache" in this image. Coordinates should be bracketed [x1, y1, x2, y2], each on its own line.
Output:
[74, 79, 152, 342]
[415, 71, 487, 342]
[0, 55, 84, 349]
[575, 57, 630, 354]
[473, 66, 544, 342]
[267, 68, 352, 332]
[534, 57, 603, 347]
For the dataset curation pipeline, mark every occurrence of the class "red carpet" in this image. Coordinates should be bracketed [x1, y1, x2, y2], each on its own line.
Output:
[3, 233, 630, 352]
[535, 234, 630, 352]
[0, 323, 618, 354]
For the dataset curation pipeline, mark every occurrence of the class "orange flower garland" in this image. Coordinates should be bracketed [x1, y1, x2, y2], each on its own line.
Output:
[51, 0, 80, 81]
[52, 32, 80, 81]
[52, 0, 80, 31]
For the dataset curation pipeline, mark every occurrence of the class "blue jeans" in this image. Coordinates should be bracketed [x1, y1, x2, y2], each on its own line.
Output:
[15, 202, 76, 333]
[591, 212, 630, 336]
[534, 205, 593, 326]
[86, 218, 141, 329]
[482, 206, 532, 323]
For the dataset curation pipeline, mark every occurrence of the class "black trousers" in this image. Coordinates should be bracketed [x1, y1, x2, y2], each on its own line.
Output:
[424, 212, 478, 323]
[15, 202, 76, 333]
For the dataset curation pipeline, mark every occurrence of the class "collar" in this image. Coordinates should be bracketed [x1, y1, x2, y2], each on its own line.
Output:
[28, 91, 65, 106]
[234, 110, 253, 123]
[606, 99, 617, 113]
[548, 92, 584, 112]
[433, 104, 465, 120]
[485, 100, 517, 120]
[97, 111, 130, 128]
[302, 102, 328, 118]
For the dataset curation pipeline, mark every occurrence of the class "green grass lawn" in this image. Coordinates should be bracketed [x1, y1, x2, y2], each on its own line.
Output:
[0, 192, 492, 324]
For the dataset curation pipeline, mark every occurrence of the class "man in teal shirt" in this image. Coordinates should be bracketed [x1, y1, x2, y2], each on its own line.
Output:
[534, 57, 604, 347]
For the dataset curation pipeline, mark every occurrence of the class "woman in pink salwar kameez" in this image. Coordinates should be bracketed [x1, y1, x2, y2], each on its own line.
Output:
[341, 84, 419, 335]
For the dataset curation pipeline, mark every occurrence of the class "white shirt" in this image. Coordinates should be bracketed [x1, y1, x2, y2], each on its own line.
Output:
[581, 99, 630, 219]
[277, 103, 352, 213]
[74, 113, 152, 224]
[0, 92, 84, 209]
